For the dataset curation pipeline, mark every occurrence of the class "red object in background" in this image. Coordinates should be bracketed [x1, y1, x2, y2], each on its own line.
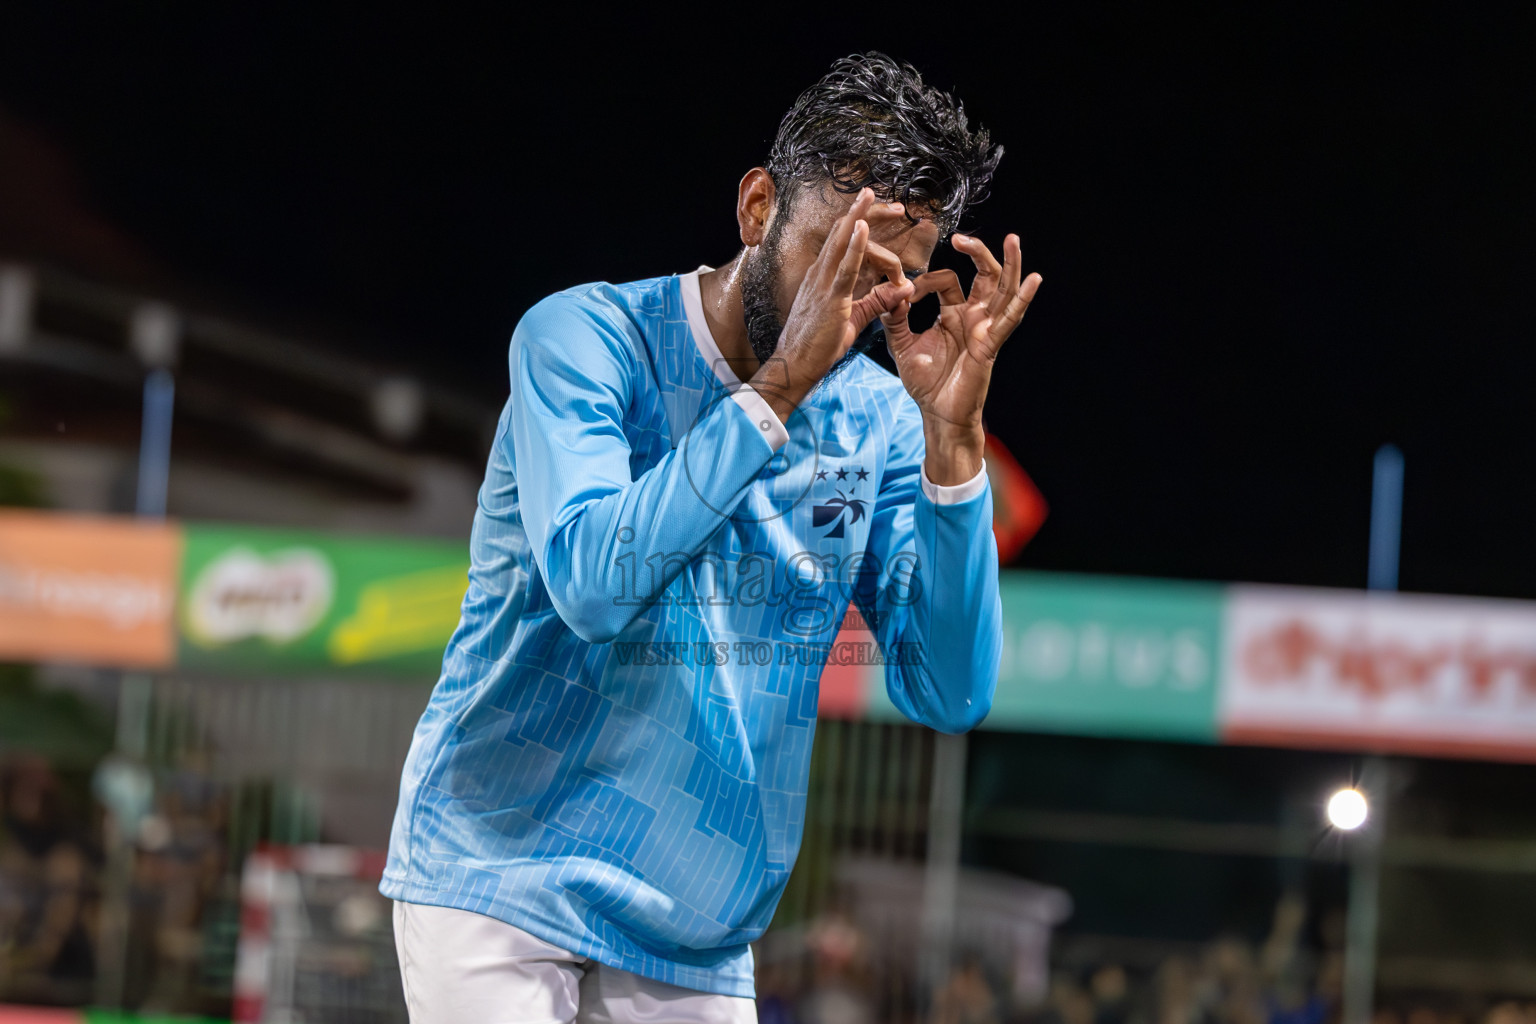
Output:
[234, 844, 392, 1023]
[817, 434, 1043, 704]
[0, 1009, 80, 1023]
[818, 607, 873, 719]
[984, 432, 1048, 563]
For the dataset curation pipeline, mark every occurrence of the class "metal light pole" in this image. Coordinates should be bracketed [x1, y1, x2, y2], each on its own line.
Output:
[134, 368, 176, 518]
[921, 731, 967, 997]
[1367, 445, 1404, 592]
[97, 303, 181, 1009]
[1342, 444, 1404, 1024]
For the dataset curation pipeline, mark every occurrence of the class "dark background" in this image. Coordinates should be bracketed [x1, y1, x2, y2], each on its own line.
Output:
[2, 3, 1532, 596]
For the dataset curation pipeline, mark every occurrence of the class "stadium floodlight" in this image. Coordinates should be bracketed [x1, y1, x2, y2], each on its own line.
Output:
[0, 264, 34, 354]
[372, 376, 425, 442]
[0, 262, 33, 354]
[1327, 787, 1369, 830]
[130, 302, 182, 368]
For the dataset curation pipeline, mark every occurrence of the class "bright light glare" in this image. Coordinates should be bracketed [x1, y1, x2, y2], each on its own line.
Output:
[1327, 788, 1368, 830]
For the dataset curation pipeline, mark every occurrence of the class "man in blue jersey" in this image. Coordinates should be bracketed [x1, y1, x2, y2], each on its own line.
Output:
[383, 52, 1042, 1023]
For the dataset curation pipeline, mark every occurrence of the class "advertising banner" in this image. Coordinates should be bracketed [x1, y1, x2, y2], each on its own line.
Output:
[983, 572, 1224, 740]
[863, 572, 1225, 741]
[0, 511, 179, 669]
[177, 524, 468, 677]
[11, 508, 1536, 763]
[1220, 586, 1536, 761]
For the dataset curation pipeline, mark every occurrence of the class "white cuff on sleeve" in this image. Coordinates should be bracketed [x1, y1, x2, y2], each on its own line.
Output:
[729, 385, 790, 451]
[920, 460, 989, 505]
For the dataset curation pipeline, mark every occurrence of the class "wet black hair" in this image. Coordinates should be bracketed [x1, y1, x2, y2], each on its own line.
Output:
[764, 52, 1003, 236]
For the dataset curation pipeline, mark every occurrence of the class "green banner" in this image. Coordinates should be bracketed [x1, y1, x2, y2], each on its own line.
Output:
[177, 524, 468, 677]
[867, 571, 1225, 741]
[986, 571, 1224, 741]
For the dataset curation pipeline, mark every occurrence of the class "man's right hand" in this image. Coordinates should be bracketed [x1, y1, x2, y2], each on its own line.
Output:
[750, 188, 914, 422]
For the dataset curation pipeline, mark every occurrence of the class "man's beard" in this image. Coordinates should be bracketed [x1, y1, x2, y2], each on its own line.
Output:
[739, 225, 884, 390]
[739, 222, 791, 366]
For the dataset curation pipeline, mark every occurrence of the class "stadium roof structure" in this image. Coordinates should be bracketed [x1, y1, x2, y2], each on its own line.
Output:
[1, 259, 496, 533]
[0, 103, 497, 533]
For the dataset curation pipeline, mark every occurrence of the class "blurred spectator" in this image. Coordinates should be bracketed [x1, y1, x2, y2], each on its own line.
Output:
[134, 759, 230, 1012]
[1090, 964, 1132, 1024]
[930, 951, 1002, 1024]
[1153, 956, 1208, 1024]
[756, 959, 801, 1024]
[799, 907, 874, 1024]
[1260, 894, 1308, 982]
[0, 755, 96, 1005]
[1202, 935, 1266, 1024]
[1034, 972, 1096, 1024]
[1484, 1004, 1532, 1024]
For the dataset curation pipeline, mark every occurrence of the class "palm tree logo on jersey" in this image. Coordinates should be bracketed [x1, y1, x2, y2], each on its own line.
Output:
[812, 489, 868, 539]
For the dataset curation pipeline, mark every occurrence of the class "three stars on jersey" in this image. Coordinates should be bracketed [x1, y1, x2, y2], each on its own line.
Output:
[815, 467, 869, 483]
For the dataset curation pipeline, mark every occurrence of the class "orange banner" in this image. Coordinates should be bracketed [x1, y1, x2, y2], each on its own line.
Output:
[0, 511, 180, 669]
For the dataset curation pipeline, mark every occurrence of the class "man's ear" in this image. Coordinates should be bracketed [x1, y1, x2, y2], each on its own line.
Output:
[737, 168, 776, 247]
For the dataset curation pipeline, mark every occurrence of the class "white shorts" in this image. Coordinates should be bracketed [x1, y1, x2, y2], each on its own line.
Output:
[392, 901, 758, 1024]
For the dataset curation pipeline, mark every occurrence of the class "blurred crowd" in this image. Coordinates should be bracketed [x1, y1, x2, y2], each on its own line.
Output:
[5, 754, 1536, 1024]
[756, 900, 1536, 1024]
[0, 755, 96, 1006]
[0, 753, 236, 1013]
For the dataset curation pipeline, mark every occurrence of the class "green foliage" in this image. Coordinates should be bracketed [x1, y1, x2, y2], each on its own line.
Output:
[0, 663, 113, 769]
[0, 391, 49, 508]
[0, 461, 46, 507]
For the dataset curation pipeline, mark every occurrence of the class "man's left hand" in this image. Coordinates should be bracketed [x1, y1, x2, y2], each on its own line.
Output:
[880, 232, 1042, 485]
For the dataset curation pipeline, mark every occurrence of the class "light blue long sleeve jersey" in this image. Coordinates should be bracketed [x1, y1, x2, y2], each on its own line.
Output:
[382, 269, 1002, 997]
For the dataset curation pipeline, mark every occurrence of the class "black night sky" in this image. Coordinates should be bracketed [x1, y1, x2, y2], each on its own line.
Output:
[2, 4, 1532, 598]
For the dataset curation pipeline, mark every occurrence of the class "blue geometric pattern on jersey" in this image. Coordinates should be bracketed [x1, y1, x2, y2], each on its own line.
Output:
[382, 273, 1002, 998]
